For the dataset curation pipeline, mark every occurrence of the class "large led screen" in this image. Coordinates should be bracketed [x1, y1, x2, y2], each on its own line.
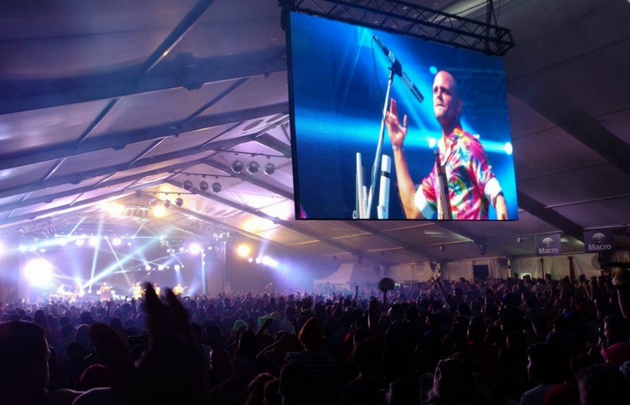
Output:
[288, 12, 518, 220]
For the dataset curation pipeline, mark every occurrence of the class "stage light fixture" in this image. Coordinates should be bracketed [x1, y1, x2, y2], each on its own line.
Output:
[199, 181, 209, 192]
[153, 205, 167, 217]
[137, 207, 148, 217]
[163, 199, 172, 209]
[211, 182, 222, 193]
[189, 243, 202, 255]
[149, 198, 159, 207]
[175, 197, 184, 207]
[247, 161, 260, 174]
[183, 180, 193, 191]
[264, 162, 275, 175]
[231, 160, 244, 174]
[24, 258, 53, 288]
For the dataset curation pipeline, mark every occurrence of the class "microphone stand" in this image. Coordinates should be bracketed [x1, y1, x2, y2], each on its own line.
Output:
[355, 64, 398, 219]
[355, 36, 423, 219]
[367, 64, 398, 218]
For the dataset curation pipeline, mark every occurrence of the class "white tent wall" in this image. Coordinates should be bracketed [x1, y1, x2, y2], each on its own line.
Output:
[386, 259, 508, 283]
[386, 262, 466, 284]
[511, 256, 573, 279]
[387, 263, 435, 284]
[510, 251, 630, 280]
[571, 255, 605, 280]
[615, 250, 630, 263]
[312, 251, 630, 290]
[313, 262, 381, 290]
[313, 263, 354, 289]
[382, 251, 630, 284]
[441, 261, 473, 281]
[486, 259, 510, 279]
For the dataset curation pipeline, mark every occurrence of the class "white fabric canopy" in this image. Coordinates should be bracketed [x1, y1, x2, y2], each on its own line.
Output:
[313, 263, 381, 288]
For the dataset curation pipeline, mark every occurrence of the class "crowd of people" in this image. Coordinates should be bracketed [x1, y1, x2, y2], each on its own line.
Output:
[1, 273, 630, 405]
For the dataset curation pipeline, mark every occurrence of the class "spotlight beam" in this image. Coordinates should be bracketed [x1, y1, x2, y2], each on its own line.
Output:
[104, 237, 132, 287]
[87, 224, 104, 292]
[85, 237, 160, 289]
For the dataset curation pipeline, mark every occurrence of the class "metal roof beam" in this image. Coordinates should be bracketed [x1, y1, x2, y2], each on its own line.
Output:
[516, 191, 584, 242]
[168, 179, 387, 267]
[0, 171, 174, 214]
[345, 220, 439, 263]
[0, 152, 211, 199]
[256, 132, 292, 158]
[0, 188, 137, 227]
[142, 0, 217, 74]
[0, 48, 287, 115]
[510, 81, 630, 178]
[198, 161, 294, 200]
[167, 204, 337, 269]
[284, 0, 515, 55]
[0, 103, 288, 171]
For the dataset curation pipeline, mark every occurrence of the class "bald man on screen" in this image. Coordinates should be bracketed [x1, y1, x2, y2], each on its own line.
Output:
[385, 70, 508, 220]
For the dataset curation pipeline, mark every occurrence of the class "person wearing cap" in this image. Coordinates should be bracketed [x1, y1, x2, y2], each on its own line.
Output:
[233, 319, 248, 333]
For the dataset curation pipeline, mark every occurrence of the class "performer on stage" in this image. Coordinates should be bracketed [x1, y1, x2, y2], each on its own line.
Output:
[74, 283, 86, 298]
[97, 282, 113, 301]
[173, 283, 187, 297]
[132, 282, 143, 300]
[56, 283, 68, 299]
[152, 282, 160, 297]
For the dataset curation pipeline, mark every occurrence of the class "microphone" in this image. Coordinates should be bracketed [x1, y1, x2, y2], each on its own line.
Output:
[372, 35, 424, 104]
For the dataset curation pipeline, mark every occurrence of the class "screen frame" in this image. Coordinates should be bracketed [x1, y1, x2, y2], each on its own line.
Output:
[286, 11, 518, 221]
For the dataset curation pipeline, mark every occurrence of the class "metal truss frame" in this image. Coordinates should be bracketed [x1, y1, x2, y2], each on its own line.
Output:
[280, 0, 515, 56]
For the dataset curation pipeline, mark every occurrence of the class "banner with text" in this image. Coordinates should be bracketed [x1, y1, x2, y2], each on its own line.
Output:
[535, 234, 562, 256]
[583, 229, 614, 253]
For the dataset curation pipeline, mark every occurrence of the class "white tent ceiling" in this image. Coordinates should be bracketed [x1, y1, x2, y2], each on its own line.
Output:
[1, 0, 629, 269]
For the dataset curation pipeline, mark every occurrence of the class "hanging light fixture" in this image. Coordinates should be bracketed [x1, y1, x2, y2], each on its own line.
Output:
[231, 160, 244, 174]
[175, 197, 184, 207]
[176, 163, 278, 195]
[247, 161, 260, 174]
[264, 162, 275, 175]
